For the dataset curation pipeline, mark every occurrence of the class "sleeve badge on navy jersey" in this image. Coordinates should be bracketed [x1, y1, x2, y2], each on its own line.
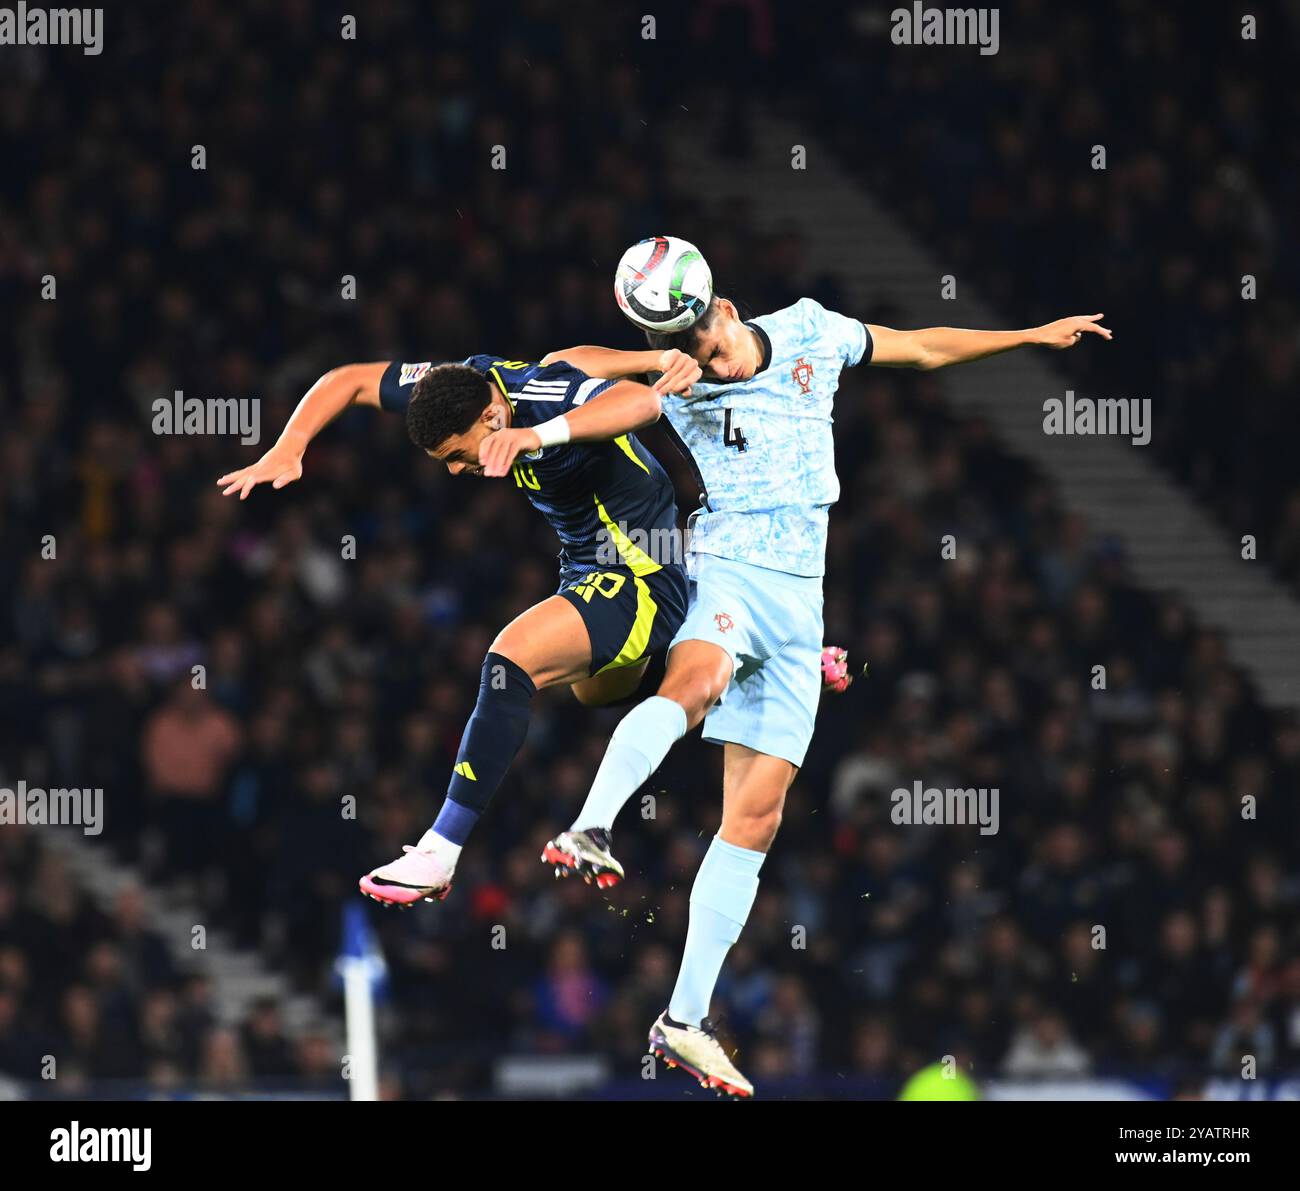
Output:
[399, 362, 434, 386]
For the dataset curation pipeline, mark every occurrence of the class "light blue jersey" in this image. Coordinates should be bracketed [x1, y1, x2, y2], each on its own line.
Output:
[662, 298, 871, 579]
[656, 298, 870, 766]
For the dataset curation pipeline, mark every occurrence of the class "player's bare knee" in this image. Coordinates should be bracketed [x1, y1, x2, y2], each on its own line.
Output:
[659, 670, 726, 725]
[723, 777, 788, 850]
[486, 638, 547, 688]
[661, 683, 715, 727]
[725, 805, 783, 851]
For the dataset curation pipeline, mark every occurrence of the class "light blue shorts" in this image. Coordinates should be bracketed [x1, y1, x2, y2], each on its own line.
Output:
[670, 553, 825, 768]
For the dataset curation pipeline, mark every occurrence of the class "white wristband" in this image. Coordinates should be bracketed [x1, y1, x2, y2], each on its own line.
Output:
[534, 415, 572, 448]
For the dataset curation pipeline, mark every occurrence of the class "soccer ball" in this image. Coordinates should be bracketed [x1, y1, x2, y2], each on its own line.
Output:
[614, 236, 713, 333]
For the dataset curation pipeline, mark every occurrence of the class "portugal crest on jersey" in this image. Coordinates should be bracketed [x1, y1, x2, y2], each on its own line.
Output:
[792, 356, 814, 394]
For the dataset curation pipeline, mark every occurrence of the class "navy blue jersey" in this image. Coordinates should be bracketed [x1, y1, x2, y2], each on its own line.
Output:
[379, 355, 679, 578]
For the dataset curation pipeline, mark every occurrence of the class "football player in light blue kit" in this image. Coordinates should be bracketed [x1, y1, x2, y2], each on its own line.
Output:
[544, 269, 1110, 1095]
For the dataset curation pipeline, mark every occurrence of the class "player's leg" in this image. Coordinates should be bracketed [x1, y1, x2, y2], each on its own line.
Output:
[667, 590, 821, 1020]
[650, 573, 823, 1096]
[563, 564, 687, 719]
[673, 744, 794, 1016]
[575, 636, 732, 819]
[586, 632, 731, 751]
[359, 595, 591, 906]
[546, 556, 754, 883]
[423, 595, 593, 846]
[569, 657, 648, 707]
[568, 638, 668, 707]
[543, 638, 732, 881]
[649, 743, 796, 1097]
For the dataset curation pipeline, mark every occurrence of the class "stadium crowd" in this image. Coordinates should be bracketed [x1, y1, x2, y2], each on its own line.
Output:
[800, 0, 1300, 587]
[1, 1, 1297, 1097]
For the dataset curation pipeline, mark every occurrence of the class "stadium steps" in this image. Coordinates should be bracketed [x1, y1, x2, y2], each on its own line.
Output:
[39, 829, 339, 1044]
[665, 111, 1300, 710]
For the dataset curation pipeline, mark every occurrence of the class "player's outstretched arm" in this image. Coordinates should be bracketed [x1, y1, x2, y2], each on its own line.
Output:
[865, 314, 1112, 371]
[216, 362, 389, 499]
[542, 346, 701, 395]
[480, 379, 663, 478]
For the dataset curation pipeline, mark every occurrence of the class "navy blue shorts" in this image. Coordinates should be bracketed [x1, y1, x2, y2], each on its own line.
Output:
[557, 562, 689, 676]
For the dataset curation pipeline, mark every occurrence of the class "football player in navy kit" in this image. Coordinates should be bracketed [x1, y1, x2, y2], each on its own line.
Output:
[217, 349, 701, 905]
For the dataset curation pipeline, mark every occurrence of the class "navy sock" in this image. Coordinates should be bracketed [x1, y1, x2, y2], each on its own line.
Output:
[430, 652, 536, 845]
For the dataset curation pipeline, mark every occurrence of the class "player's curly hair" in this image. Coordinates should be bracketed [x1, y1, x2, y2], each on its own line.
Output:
[406, 364, 493, 450]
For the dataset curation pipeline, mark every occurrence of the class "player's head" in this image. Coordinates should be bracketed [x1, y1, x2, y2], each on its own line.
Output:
[645, 295, 758, 382]
[406, 364, 509, 476]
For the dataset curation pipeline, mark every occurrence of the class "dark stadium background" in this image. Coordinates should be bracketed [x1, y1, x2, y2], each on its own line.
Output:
[1, 0, 1297, 1100]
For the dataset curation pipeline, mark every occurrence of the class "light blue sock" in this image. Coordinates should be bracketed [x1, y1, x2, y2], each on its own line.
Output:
[668, 836, 765, 1027]
[571, 696, 687, 831]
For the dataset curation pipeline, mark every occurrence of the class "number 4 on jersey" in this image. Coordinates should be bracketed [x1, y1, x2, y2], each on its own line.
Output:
[723, 408, 747, 453]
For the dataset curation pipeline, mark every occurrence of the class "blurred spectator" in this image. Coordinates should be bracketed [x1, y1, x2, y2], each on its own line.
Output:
[1002, 1011, 1092, 1078]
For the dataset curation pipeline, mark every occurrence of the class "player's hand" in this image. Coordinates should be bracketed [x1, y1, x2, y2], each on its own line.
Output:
[480, 427, 542, 478]
[1035, 314, 1112, 349]
[217, 441, 304, 500]
[654, 348, 702, 395]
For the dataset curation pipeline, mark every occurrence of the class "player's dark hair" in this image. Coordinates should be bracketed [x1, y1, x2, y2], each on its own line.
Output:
[406, 364, 493, 450]
[644, 293, 745, 354]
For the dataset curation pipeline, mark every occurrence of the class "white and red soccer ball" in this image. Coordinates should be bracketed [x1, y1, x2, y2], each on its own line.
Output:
[614, 235, 713, 333]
